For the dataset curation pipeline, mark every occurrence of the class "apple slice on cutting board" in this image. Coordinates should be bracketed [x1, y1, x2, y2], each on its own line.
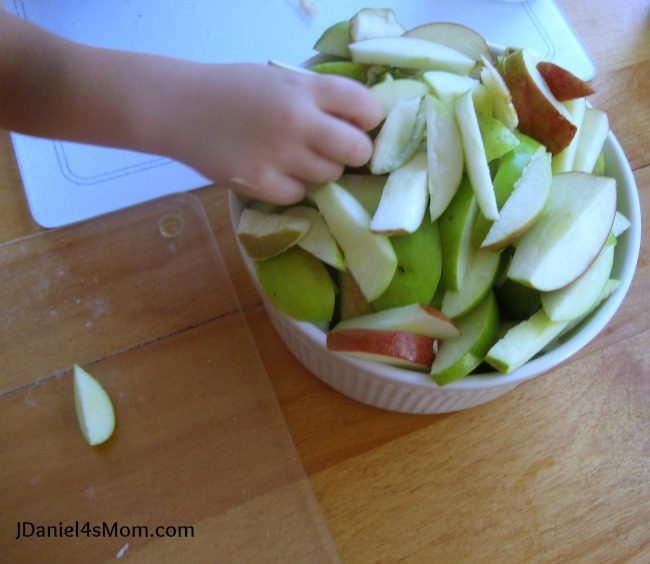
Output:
[74, 364, 116, 447]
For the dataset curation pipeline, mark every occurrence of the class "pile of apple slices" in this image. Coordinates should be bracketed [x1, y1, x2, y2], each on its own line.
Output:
[237, 8, 630, 386]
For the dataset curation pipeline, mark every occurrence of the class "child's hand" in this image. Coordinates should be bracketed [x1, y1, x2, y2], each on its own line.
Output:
[153, 63, 383, 204]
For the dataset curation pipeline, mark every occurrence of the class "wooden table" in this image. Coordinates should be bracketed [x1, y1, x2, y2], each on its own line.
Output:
[1, 0, 648, 561]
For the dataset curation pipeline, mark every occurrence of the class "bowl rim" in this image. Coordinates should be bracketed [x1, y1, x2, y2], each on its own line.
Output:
[229, 63, 642, 392]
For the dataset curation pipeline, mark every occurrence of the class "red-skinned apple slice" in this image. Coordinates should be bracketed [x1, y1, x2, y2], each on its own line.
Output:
[326, 328, 437, 371]
[403, 22, 490, 64]
[333, 302, 460, 339]
[536, 61, 595, 101]
[501, 48, 577, 155]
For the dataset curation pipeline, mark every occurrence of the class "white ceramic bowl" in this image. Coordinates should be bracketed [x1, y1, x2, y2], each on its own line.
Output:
[229, 126, 641, 415]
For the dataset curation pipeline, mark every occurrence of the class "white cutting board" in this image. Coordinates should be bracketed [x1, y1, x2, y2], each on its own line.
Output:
[6, 0, 595, 227]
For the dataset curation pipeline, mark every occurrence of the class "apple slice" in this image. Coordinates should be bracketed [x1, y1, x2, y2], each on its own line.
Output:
[309, 61, 373, 83]
[536, 61, 595, 101]
[370, 78, 429, 120]
[422, 70, 478, 112]
[438, 175, 479, 292]
[551, 97, 587, 173]
[370, 95, 426, 174]
[501, 48, 577, 155]
[333, 303, 460, 339]
[472, 132, 543, 246]
[349, 36, 476, 75]
[372, 212, 442, 311]
[327, 328, 437, 371]
[310, 182, 397, 301]
[613, 211, 631, 238]
[237, 207, 310, 260]
[477, 114, 520, 162]
[480, 147, 552, 251]
[337, 269, 375, 321]
[507, 172, 617, 291]
[282, 205, 345, 270]
[371, 151, 428, 235]
[425, 94, 464, 222]
[255, 246, 335, 323]
[479, 54, 518, 131]
[495, 278, 542, 322]
[441, 246, 501, 319]
[403, 22, 490, 65]
[349, 7, 405, 42]
[74, 364, 116, 446]
[485, 309, 568, 374]
[454, 89, 499, 220]
[430, 291, 500, 386]
[572, 107, 609, 173]
[313, 20, 351, 58]
[336, 173, 386, 214]
[540, 237, 615, 322]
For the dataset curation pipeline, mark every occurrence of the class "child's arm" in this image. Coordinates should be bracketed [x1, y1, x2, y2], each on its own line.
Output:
[0, 9, 382, 203]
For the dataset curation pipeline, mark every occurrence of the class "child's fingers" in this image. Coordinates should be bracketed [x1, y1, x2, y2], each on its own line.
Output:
[314, 75, 383, 132]
[309, 115, 374, 169]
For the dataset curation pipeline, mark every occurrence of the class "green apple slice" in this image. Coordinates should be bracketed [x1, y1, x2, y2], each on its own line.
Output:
[477, 114, 520, 162]
[485, 308, 568, 373]
[430, 291, 500, 386]
[349, 7, 405, 42]
[310, 182, 397, 301]
[540, 238, 615, 322]
[480, 147, 552, 251]
[309, 61, 372, 83]
[552, 97, 587, 173]
[370, 78, 429, 120]
[327, 328, 436, 371]
[425, 94, 464, 222]
[313, 20, 351, 58]
[472, 132, 543, 246]
[237, 208, 310, 261]
[255, 246, 335, 323]
[74, 364, 116, 447]
[572, 107, 609, 173]
[441, 246, 501, 319]
[372, 212, 442, 310]
[555, 277, 622, 341]
[494, 278, 542, 321]
[349, 36, 476, 75]
[454, 89, 499, 221]
[507, 172, 617, 291]
[422, 70, 478, 112]
[370, 96, 426, 174]
[333, 302, 460, 339]
[479, 54, 518, 131]
[282, 206, 345, 270]
[336, 174, 387, 215]
[438, 175, 479, 292]
[370, 151, 428, 235]
[403, 22, 490, 64]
